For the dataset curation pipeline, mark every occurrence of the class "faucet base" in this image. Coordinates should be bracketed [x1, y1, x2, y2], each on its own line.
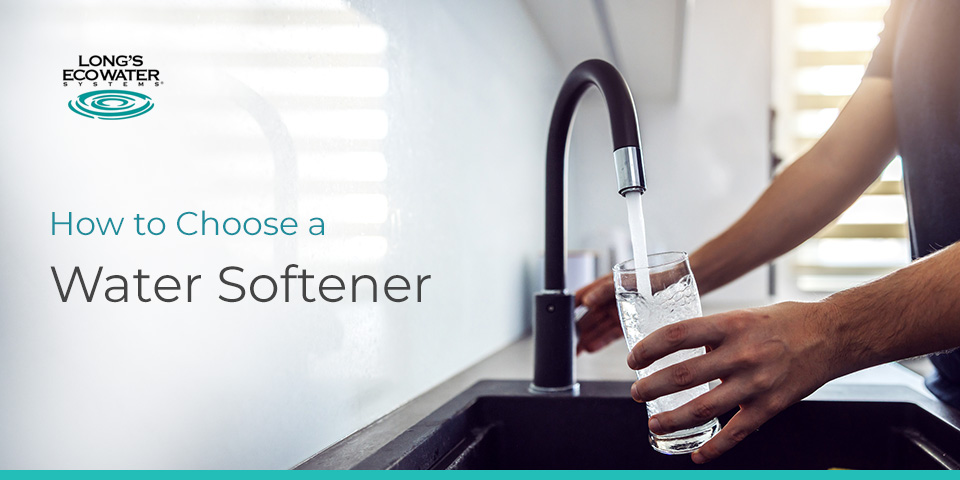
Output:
[531, 291, 576, 393]
[528, 382, 581, 396]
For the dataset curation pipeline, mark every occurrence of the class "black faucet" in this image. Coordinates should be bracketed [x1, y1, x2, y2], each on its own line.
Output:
[531, 59, 646, 394]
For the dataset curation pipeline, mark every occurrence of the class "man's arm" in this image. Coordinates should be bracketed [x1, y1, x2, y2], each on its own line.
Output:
[576, 76, 897, 353]
[628, 242, 960, 463]
[691, 76, 897, 293]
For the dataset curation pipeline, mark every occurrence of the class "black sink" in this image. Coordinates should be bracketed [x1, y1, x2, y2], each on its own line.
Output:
[303, 380, 960, 470]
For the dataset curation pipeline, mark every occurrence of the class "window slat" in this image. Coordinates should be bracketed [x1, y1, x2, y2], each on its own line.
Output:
[796, 94, 849, 109]
[815, 223, 908, 239]
[794, 265, 899, 276]
[796, 51, 873, 66]
[795, 7, 889, 24]
[864, 180, 903, 195]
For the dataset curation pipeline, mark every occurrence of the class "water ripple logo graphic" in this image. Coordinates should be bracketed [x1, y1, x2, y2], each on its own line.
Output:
[68, 90, 154, 120]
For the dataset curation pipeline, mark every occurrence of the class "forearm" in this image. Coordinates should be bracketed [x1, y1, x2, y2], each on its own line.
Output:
[824, 242, 960, 377]
[690, 153, 862, 294]
[691, 78, 897, 295]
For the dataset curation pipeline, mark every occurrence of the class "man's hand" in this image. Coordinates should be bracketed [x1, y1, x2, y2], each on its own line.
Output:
[627, 301, 840, 464]
[574, 273, 623, 354]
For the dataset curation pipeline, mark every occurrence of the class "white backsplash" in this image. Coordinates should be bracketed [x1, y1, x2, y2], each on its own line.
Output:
[0, 0, 558, 468]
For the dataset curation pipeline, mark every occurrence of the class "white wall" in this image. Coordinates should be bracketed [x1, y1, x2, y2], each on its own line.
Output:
[0, 0, 557, 468]
[567, 0, 773, 307]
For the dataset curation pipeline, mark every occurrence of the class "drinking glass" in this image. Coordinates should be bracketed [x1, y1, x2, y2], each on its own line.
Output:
[613, 251, 720, 454]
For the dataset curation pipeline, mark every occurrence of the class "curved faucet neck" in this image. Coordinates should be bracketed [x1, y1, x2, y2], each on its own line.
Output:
[532, 59, 645, 394]
[543, 59, 644, 291]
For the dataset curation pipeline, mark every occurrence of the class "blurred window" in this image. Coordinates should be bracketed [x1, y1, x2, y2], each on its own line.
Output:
[773, 0, 907, 293]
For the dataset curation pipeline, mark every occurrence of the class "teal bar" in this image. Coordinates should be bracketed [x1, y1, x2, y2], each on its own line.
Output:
[0, 471, 957, 478]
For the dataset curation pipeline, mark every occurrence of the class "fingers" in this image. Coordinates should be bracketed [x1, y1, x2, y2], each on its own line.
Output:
[576, 307, 623, 354]
[619, 304, 821, 462]
[631, 352, 730, 405]
[691, 407, 767, 464]
[573, 274, 620, 354]
[626, 317, 724, 370]
[578, 327, 622, 354]
[574, 274, 615, 308]
[645, 381, 740, 434]
[586, 322, 623, 353]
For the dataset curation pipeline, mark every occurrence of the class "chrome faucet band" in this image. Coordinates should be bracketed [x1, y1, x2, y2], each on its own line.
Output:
[614, 146, 645, 196]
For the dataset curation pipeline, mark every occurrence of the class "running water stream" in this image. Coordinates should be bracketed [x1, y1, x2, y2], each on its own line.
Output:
[624, 191, 652, 297]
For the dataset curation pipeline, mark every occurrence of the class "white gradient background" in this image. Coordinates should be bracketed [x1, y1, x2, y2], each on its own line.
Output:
[0, 0, 772, 469]
[0, 0, 556, 468]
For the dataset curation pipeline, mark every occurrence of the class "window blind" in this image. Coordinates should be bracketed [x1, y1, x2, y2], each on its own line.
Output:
[775, 0, 909, 293]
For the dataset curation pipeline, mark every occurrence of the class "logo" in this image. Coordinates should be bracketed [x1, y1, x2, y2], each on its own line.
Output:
[68, 90, 154, 120]
[64, 55, 163, 120]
